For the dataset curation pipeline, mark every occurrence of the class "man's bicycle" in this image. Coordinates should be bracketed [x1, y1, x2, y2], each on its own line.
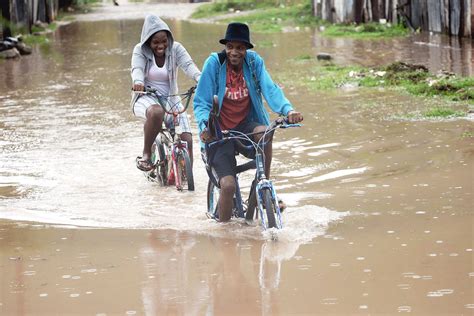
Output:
[204, 117, 301, 230]
[138, 86, 196, 191]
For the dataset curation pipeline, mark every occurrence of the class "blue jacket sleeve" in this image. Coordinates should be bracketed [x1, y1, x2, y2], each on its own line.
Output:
[255, 54, 294, 116]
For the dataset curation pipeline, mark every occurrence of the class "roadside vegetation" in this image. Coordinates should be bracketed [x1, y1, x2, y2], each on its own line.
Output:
[321, 22, 409, 38]
[192, 0, 318, 32]
[1, 0, 98, 47]
[61, 0, 102, 15]
[191, 0, 409, 37]
[283, 57, 473, 118]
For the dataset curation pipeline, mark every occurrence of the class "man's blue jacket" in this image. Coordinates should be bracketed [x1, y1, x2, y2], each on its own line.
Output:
[193, 50, 294, 148]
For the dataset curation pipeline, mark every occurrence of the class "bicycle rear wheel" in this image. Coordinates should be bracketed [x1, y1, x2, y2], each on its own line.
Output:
[176, 149, 194, 191]
[207, 179, 243, 220]
[261, 188, 277, 229]
[207, 179, 219, 219]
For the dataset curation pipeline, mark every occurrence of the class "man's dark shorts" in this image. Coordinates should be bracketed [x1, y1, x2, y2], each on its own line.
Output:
[208, 120, 260, 181]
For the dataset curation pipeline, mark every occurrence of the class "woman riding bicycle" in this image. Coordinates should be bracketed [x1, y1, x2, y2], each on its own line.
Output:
[193, 22, 303, 222]
[131, 14, 201, 171]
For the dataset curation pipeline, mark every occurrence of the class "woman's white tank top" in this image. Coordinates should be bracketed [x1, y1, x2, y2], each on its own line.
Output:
[145, 56, 170, 95]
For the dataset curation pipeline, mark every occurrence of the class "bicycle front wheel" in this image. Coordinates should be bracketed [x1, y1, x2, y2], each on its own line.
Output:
[261, 189, 277, 229]
[151, 140, 167, 186]
[176, 149, 194, 191]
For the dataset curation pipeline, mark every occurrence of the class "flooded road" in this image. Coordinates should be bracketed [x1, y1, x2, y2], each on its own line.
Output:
[1, 9, 473, 315]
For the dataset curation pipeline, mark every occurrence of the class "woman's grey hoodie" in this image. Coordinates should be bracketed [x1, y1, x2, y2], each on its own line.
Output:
[130, 15, 201, 109]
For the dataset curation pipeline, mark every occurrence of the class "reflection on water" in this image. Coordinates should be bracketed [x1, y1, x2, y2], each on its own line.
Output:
[309, 31, 473, 76]
[138, 231, 303, 315]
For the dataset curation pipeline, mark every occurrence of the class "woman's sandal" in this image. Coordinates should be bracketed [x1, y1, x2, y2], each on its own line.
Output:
[136, 156, 155, 172]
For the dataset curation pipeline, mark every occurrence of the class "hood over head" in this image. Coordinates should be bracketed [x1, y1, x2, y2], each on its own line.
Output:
[140, 15, 174, 57]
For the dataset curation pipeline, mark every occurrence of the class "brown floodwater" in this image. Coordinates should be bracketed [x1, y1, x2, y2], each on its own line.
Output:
[0, 11, 473, 315]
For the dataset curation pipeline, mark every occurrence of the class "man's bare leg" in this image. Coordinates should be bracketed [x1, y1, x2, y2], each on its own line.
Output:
[218, 175, 236, 222]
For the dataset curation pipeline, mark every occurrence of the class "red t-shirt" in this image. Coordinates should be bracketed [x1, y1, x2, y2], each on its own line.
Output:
[219, 63, 250, 130]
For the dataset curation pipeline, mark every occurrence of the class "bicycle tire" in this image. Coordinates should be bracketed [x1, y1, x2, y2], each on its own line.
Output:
[176, 149, 194, 191]
[245, 179, 257, 220]
[151, 140, 167, 186]
[261, 189, 277, 229]
[207, 179, 219, 219]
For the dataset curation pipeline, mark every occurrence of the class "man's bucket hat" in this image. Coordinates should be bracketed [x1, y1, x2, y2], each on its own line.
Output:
[219, 22, 254, 49]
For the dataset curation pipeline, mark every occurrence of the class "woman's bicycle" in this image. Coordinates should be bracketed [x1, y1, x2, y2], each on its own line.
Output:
[137, 86, 196, 191]
[204, 117, 301, 230]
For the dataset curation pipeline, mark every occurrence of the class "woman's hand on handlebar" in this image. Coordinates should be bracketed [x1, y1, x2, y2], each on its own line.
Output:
[132, 83, 144, 92]
[287, 110, 303, 124]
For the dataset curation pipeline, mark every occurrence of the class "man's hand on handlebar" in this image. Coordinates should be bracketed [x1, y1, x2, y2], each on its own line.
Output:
[200, 128, 215, 143]
[287, 110, 303, 124]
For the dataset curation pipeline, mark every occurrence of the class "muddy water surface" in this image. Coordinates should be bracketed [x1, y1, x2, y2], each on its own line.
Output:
[0, 14, 473, 315]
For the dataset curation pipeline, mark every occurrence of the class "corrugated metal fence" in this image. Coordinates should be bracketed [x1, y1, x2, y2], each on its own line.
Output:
[1, 1, 472, 38]
[313, 0, 472, 37]
[1, 0, 60, 38]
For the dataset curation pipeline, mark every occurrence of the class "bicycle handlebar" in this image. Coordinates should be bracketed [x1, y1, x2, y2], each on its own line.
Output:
[134, 86, 196, 115]
[207, 117, 302, 151]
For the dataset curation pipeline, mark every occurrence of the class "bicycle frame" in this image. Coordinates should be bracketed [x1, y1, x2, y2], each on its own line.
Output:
[206, 118, 301, 229]
[138, 86, 196, 191]
[154, 116, 193, 191]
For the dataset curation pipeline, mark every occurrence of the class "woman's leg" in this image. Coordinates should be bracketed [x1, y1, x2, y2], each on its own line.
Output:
[142, 104, 164, 161]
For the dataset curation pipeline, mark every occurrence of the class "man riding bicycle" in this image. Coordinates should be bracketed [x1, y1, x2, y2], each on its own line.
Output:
[193, 22, 304, 222]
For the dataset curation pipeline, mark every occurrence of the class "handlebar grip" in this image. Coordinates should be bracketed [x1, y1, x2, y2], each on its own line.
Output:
[281, 122, 302, 128]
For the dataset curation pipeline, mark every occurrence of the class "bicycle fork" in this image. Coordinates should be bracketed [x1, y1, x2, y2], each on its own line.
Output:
[254, 152, 283, 229]
[256, 181, 283, 229]
[171, 141, 188, 190]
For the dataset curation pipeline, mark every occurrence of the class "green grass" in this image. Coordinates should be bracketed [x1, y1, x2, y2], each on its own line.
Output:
[222, 3, 318, 32]
[279, 58, 471, 118]
[321, 22, 409, 38]
[192, 1, 319, 32]
[59, 0, 101, 15]
[424, 107, 465, 118]
[305, 63, 363, 90]
[0, 16, 27, 35]
[191, 0, 407, 37]
[338, 62, 474, 104]
[23, 35, 50, 45]
[191, 0, 268, 19]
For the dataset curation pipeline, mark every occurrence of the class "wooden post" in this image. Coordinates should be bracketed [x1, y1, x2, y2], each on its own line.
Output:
[441, 0, 449, 33]
[450, 0, 461, 36]
[461, 0, 471, 37]
[471, 0, 474, 37]
[38, 0, 47, 23]
[428, 0, 442, 33]
[354, 0, 363, 23]
[371, 0, 380, 21]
